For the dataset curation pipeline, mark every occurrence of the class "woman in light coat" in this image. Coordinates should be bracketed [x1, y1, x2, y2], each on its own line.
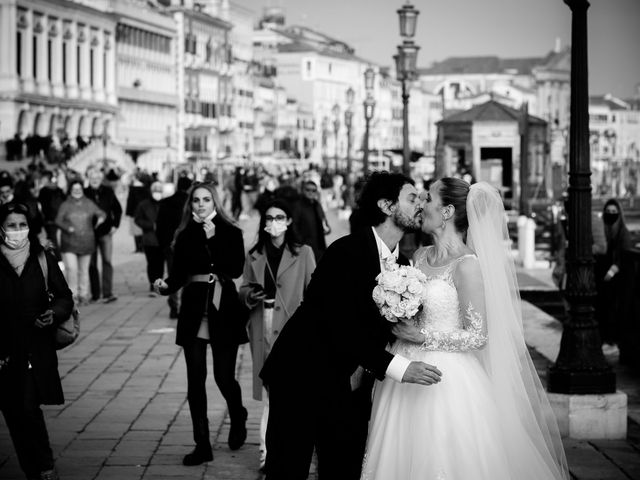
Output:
[239, 199, 315, 469]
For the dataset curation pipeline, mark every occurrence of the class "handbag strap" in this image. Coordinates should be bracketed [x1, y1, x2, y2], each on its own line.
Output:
[264, 257, 291, 318]
[37, 251, 49, 292]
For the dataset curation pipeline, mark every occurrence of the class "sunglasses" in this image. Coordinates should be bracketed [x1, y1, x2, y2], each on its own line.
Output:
[265, 215, 287, 222]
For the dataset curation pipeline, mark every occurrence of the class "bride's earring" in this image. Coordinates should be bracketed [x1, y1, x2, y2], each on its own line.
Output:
[441, 215, 447, 230]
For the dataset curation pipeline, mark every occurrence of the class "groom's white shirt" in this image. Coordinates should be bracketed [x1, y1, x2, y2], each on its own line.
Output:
[371, 227, 411, 382]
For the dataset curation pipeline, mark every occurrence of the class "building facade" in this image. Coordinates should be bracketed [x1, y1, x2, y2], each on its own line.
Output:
[0, 0, 117, 165]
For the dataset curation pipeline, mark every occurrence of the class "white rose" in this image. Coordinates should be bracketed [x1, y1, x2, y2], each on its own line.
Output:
[384, 291, 401, 307]
[372, 285, 386, 304]
[407, 278, 424, 295]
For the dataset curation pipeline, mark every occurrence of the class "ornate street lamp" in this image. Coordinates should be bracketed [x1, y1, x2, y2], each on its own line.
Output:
[363, 67, 376, 175]
[332, 103, 341, 171]
[547, 0, 616, 395]
[396, 2, 420, 177]
[345, 87, 355, 174]
[397, 1, 419, 38]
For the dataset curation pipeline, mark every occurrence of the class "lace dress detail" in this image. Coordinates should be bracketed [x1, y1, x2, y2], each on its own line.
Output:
[393, 248, 485, 358]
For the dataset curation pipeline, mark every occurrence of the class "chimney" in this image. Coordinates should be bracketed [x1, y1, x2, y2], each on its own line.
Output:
[554, 37, 561, 53]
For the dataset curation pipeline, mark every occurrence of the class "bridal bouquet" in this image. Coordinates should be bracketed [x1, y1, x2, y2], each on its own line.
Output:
[372, 263, 426, 323]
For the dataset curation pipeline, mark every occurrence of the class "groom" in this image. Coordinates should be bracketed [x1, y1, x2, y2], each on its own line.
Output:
[260, 171, 442, 480]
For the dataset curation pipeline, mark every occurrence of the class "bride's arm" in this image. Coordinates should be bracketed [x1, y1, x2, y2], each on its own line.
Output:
[419, 257, 488, 352]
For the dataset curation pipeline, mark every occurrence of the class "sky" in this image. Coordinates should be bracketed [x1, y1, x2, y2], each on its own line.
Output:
[236, 0, 640, 98]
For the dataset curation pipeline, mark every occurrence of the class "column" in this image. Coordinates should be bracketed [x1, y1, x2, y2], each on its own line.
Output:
[20, 9, 34, 93]
[92, 29, 105, 103]
[78, 25, 91, 101]
[104, 31, 116, 105]
[0, 2, 19, 91]
[50, 17, 64, 97]
[547, 0, 616, 394]
[34, 14, 50, 95]
[64, 21, 78, 99]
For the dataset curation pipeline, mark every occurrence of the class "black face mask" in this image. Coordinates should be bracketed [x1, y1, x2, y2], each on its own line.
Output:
[603, 212, 620, 225]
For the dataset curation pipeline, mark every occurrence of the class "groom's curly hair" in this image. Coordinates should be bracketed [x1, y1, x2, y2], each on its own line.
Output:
[357, 171, 414, 227]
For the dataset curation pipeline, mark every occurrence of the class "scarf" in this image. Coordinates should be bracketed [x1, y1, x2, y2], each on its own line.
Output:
[1, 240, 31, 276]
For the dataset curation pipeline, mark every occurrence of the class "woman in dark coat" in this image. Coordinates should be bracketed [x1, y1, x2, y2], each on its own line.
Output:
[597, 199, 633, 347]
[0, 202, 74, 480]
[154, 182, 248, 466]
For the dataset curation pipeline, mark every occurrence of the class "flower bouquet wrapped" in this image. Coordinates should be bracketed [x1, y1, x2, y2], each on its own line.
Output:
[372, 262, 427, 323]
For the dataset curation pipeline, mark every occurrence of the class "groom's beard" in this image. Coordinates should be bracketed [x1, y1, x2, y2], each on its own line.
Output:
[392, 209, 422, 232]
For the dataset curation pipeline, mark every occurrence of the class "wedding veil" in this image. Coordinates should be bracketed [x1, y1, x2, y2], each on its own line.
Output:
[466, 182, 569, 479]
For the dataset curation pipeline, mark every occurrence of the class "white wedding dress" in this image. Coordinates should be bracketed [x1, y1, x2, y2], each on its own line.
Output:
[361, 247, 565, 480]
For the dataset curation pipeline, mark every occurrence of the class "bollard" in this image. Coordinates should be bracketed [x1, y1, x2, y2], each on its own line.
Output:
[518, 215, 536, 269]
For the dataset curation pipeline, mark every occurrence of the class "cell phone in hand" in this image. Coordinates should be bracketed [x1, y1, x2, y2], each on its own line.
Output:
[250, 282, 264, 292]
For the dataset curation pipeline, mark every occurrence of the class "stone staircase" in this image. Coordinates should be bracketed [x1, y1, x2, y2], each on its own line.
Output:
[67, 141, 136, 175]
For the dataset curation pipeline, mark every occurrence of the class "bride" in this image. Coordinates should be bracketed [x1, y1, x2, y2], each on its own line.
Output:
[361, 178, 569, 480]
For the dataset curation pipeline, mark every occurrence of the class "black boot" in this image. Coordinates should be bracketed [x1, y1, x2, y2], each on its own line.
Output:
[183, 418, 213, 466]
[182, 445, 213, 466]
[228, 406, 247, 450]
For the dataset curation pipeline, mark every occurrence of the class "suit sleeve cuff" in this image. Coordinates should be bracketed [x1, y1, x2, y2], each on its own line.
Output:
[385, 354, 410, 382]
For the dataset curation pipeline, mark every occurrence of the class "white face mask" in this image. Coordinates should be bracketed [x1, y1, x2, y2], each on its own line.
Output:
[264, 221, 288, 237]
[2, 228, 29, 249]
[152, 192, 163, 201]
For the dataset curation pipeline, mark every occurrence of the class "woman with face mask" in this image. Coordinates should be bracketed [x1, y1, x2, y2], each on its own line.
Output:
[597, 199, 633, 351]
[238, 199, 316, 470]
[0, 202, 74, 480]
[153, 182, 249, 466]
[54, 179, 106, 305]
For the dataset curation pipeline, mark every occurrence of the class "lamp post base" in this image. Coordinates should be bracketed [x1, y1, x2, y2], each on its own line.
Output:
[547, 367, 616, 395]
[548, 391, 627, 439]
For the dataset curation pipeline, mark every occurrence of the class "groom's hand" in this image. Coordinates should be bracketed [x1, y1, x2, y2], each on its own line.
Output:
[402, 362, 442, 386]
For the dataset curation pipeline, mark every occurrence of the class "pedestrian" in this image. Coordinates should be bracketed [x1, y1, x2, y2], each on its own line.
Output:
[156, 175, 192, 319]
[38, 171, 66, 258]
[125, 172, 150, 253]
[153, 182, 249, 466]
[0, 202, 74, 480]
[598, 199, 633, 351]
[294, 180, 331, 262]
[55, 179, 106, 305]
[85, 167, 122, 303]
[134, 182, 164, 296]
[238, 199, 316, 470]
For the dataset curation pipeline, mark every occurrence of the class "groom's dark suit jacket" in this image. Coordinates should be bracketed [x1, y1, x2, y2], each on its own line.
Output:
[260, 226, 410, 398]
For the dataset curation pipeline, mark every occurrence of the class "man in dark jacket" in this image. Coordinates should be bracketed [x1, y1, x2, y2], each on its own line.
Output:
[156, 175, 192, 318]
[38, 171, 66, 258]
[85, 167, 122, 303]
[294, 180, 331, 262]
[135, 182, 164, 295]
[125, 172, 151, 253]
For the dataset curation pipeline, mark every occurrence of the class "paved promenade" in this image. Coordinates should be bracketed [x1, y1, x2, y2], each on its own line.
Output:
[1, 209, 639, 479]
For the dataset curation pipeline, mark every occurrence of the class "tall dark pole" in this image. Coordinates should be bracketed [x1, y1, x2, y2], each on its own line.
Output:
[363, 116, 371, 175]
[547, 0, 616, 394]
[519, 102, 530, 216]
[402, 80, 410, 176]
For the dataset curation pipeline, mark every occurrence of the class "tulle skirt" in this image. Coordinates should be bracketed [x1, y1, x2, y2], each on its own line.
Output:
[361, 344, 562, 480]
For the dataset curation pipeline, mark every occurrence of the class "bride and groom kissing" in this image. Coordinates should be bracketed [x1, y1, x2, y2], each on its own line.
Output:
[260, 172, 569, 480]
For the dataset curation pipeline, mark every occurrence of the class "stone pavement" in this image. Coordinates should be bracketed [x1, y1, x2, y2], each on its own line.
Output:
[1, 208, 639, 479]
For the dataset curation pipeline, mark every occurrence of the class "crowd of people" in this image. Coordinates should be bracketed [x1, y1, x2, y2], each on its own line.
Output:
[0, 157, 636, 480]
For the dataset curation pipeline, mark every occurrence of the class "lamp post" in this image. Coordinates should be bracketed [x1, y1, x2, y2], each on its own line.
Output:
[345, 87, 355, 174]
[547, 0, 616, 395]
[332, 103, 341, 171]
[396, 1, 420, 177]
[363, 67, 376, 176]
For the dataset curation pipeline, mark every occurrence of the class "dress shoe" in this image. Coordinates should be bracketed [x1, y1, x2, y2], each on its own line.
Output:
[39, 469, 60, 480]
[228, 406, 248, 450]
[182, 445, 213, 466]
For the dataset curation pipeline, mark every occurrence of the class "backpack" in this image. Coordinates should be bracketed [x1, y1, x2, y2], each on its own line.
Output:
[37, 251, 80, 350]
